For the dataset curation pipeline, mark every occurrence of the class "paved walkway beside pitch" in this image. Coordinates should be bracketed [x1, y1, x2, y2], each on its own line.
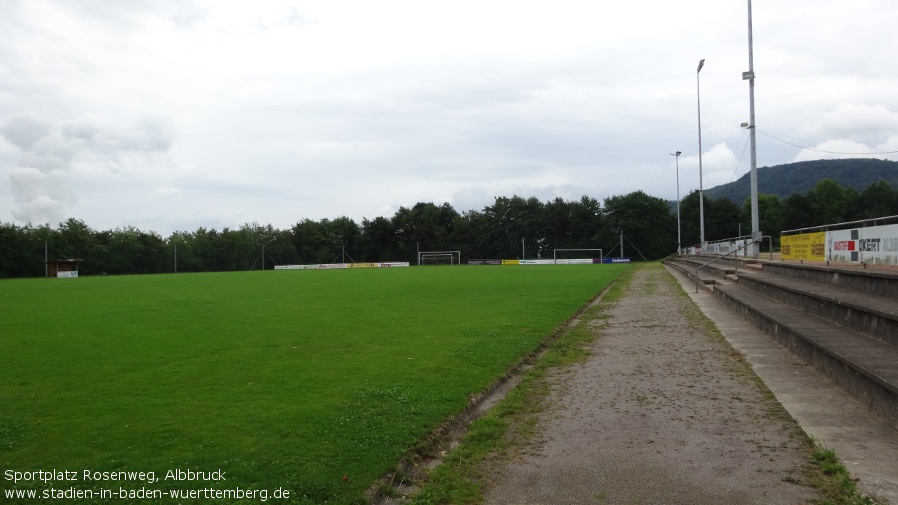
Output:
[484, 264, 824, 504]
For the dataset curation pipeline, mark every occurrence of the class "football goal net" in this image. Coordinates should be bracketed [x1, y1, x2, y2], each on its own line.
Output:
[552, 248, 603, 264]
[418, 250, 461, 266]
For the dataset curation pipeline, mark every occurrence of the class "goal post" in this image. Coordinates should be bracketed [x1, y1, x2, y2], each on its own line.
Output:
[418, 250, 461, 266]
[552, 248, 603, 264]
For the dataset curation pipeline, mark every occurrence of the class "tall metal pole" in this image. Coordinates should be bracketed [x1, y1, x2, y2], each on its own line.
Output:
[746, 0, 761, 258]
[671, 151, 682, 255]
[619, 229, 624, 258]
[697, 59, 706, 249]
[174, 243, 177, 274]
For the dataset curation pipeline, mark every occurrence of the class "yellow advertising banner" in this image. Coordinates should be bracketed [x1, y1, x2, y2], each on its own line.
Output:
[501, 259, 520, 265]
[781, 232, 825, 261]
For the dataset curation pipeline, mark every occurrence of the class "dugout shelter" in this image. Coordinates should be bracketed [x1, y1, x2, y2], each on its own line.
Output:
[48, 258, 83, 278]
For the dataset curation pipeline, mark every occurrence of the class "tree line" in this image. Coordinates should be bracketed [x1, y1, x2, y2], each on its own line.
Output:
[2, 178, 897, 278]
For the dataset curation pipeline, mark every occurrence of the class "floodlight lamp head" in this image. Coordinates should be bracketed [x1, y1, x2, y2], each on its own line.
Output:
[697, 59, 705, 72]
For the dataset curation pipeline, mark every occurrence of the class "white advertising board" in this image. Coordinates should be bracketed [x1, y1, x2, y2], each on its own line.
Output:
[827, 224, 898, 265]
[275, 262, 409, 270]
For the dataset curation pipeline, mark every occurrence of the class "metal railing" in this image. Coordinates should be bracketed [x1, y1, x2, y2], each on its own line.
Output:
[781, 214, 898, 236]
[693, 236, 772, 292]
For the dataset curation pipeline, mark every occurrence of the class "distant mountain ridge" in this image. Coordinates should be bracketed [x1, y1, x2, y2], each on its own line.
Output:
[703, 158, 898, 203]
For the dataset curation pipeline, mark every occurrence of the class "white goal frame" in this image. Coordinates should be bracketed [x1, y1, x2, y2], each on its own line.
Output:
[552, 248, 603, 264]
[418, 250, 461, 266]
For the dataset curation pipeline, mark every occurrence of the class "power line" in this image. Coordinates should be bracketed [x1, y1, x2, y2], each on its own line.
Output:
[730, 130, 752, 182]
[757, 128, 898, 155]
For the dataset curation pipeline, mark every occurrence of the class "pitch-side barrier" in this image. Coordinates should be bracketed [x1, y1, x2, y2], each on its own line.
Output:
[469, 258, 631, 265]
[275, 262, 409, 270]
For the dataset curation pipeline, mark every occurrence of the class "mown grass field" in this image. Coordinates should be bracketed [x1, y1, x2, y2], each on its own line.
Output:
[0, 264, 629, 504]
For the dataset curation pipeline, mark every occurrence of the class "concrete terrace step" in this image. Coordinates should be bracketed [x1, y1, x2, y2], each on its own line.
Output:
[712, 282, 898, 428]
[762, 261, 898, 299]
[736, 269, 898, 346]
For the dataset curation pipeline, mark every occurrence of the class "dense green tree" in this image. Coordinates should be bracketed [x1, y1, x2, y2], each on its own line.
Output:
[56, 218, 95, 257]
[679, 190, 705, 247]
[808, 178, 859, 225]
[859, 180, 898, 219]
[679, 191, 743, 246]
[328, 216, 362, 262]
[92, 227, 166, 275]
[783, 192, 814, 231]
[542, 196, 604, 256]
[292, 219, 334, 264]
[5, 177, 896, 277]
[453, 209, 490, 260]
[603, 190, 676, 260]
[239, 222, 299, 269]
[479, 196, 545, 259]
[703, 196, 742, 241]
[360, 216, 398, 261]
[392, 202, 462, 262]
[168, 230, 199, 272]
[739, 194, 787, 250]
[0, 223, 52, 277]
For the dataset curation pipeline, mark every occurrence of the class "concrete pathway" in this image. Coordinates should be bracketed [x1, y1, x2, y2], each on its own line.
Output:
[484, 264, 818, 504]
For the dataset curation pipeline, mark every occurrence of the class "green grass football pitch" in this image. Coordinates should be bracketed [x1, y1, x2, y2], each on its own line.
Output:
[0, 264, 629, 503]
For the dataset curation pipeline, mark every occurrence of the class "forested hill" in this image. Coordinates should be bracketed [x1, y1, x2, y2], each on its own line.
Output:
[704, 158, 898, 203]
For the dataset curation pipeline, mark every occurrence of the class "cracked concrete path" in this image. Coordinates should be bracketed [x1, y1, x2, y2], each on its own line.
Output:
[483, 263, 823, 505]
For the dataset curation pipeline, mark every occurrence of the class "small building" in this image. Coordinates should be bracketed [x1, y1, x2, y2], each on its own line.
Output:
[48, 258, 83, 278]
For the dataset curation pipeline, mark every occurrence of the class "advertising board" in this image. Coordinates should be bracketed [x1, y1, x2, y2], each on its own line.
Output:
[781, 232, 825, 261]
[601, 258, 632, 264]
[467, 259, 502, 265]
[828, 225, 898, 264]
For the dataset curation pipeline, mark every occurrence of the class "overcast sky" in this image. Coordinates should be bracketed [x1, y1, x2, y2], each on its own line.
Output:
[2, 1, 897, 236]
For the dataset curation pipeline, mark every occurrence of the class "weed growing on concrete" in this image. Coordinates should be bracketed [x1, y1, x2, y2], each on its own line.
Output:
[808, 448, 878, 505]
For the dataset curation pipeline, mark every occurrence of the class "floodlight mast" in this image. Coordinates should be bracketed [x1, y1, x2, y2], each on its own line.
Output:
[670, 151, 682, 255]
[746, 0, 761, 258]
[696, 58, 706, 249]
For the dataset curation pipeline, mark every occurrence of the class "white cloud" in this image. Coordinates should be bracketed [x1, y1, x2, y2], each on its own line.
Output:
[1, 0, 897, 235]
[9, 167, 77, 225]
